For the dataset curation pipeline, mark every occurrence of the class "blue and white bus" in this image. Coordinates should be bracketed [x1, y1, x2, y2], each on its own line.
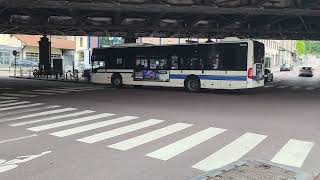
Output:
[90, 37, 265, 92]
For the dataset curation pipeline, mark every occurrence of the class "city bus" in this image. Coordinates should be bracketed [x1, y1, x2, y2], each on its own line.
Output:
[90, 37, 265, 92]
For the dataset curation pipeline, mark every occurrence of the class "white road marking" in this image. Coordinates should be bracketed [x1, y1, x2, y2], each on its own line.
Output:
[32, 90, 69, 93]
[146, 127, 227, 161]
[263, 85, 274, 88]
[78, 119, 165, 144]
[20, 91, 56, 95]
[0, 100, 18, 104]
[0, 103, 44, 112]
[108, 123, 193, 150]
[27, 113, 114, 132]
[47, 88, 86, 92]
[48, 87, 104, 92]
[271, 139, 314, 168]
[0, 105, 60, 118]
[51, 116, 139, 137]
[276, 86, 289, 89]
[306, 87, 315, 91]
[1, 93, 38, 97]
[292, 86, 301, 90]
[4, 107, 77, 121]
[0, 134, 38, 144]
[0, 101, 30, 108]
[192, 132, 267, 171]
[59, 87, 104, 90]
[0, 151, 51, 173]
[11, 110, 95, 127]
[0, 96, 19, 100]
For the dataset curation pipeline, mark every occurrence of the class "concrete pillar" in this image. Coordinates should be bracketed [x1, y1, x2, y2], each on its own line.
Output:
[39, 35, 51, 71]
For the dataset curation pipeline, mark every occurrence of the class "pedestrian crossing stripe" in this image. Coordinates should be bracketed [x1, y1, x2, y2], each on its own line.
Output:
[0, 100, 19, 104]
[51, 116, 139, 137]
[20, 91, 56, 95]
[306, 87, 315, 91]
[11, 110, 95, 127]
[1, 105, 61, 118]
[0, 96, 19, 100]
[146, 127, 227, 161]
[1, 93, 38, 97]
[32, 90, 69, 93]
[107, 123, 193, 150]
[0, 101, 30, 108]
[192, 132, 267, 171]
[4, 107, 78, 122]
[271, 139, 314, 168]
[78, 119, 166, 144]
[276, 86, 289, 89]
[0, 103, 44, 112]
[27, 113, 115, 132]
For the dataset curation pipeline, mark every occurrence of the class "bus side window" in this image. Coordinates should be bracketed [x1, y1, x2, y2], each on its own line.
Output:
[170, 56, 179, 70]
[208, 45, 220, 70]
[136, 57, 148, 70]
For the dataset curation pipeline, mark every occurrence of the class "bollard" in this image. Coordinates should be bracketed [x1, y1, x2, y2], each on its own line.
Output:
[19, 67, 22, 77]
[76, 73, 79, 82]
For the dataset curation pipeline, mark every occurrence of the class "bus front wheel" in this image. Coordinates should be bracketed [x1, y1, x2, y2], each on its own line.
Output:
[111, 74, 122, 88]
[184, 76, 201, 92]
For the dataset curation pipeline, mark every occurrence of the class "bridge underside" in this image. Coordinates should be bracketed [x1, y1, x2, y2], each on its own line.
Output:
[0, 0, 320, 40]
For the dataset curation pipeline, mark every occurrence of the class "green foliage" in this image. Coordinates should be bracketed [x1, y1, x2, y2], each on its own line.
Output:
[99, 36, 110, 47]
[295, 40, 305, 55]
[305, 41, 320, 55]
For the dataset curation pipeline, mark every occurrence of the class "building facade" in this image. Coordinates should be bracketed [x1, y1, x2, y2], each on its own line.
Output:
[0, 34, 75, 69]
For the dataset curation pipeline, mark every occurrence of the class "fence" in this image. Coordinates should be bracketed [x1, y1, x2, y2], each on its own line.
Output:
[13, 67, 90, 82]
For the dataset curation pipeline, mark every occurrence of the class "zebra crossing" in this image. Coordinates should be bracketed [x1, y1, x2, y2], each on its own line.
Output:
[0, 86, 105, 99]
[0, 100, 316, 172]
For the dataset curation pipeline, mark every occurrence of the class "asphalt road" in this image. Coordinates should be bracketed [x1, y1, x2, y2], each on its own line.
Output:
[0, 71, 319, 180]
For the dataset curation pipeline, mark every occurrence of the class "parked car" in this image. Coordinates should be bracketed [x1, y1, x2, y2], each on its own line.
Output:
[299, 66, 313, 77]
[280, 64, 293, 71]
[264, 68, 273, 82]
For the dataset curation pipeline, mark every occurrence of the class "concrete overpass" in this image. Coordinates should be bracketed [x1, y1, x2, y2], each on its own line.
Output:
[0, 0, 320, 40]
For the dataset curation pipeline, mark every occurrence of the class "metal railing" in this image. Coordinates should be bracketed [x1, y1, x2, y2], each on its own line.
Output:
[14, 67, 90, 82]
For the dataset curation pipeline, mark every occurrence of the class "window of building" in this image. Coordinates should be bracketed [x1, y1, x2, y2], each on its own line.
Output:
[25, 52, 39, 62]
[80, 37, 84, 47]
[51, 54, 61, 59]
[79, 51, 85, 61]
[0, 51, 10, 65]
[64, 54, 74, 66]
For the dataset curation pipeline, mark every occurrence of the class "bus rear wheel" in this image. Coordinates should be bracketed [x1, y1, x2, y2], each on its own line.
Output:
[111, 74, 122, 88]
[184, 76, 201, 92]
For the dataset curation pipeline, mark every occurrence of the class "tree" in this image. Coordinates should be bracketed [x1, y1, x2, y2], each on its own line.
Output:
[295, 40, 305, 55]
[305, 41, 320, 56]
[99, 36, 110, 47]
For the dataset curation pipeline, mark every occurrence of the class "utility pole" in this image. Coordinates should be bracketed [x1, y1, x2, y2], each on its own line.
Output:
[12, 50, 18, 77]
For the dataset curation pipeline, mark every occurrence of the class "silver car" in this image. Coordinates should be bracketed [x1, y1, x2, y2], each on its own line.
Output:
[299, 66, 313, 77]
